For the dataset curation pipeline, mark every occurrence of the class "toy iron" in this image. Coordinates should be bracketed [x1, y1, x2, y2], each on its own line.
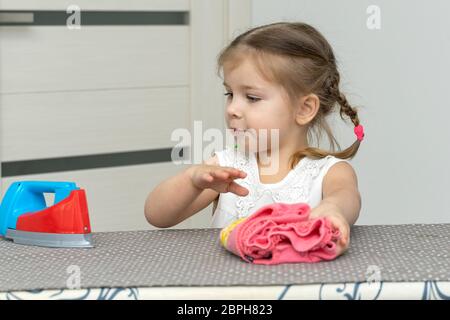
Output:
[0, 181, 93, 248]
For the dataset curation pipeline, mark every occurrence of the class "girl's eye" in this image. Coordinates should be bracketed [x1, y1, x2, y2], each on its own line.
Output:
[223, 92, 260, 103]
[247, 95, 260, 103]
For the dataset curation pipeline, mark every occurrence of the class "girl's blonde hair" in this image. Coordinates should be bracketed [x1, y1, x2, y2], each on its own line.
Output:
[217, 22, 363, 169]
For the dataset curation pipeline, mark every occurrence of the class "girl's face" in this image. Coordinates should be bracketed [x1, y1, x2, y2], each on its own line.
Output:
[223, 57, 298, 153]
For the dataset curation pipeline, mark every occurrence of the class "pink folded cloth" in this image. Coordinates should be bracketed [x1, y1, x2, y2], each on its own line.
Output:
[219, 202, 341, 265]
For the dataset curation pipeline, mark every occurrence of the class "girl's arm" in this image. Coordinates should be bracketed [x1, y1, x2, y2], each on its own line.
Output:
[320, 161, 361, 225]
[309, 161, 361, 255]
[144, 155, 248, 228]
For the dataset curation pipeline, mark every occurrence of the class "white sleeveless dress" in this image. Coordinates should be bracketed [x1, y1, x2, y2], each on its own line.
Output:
[210, 146, 351, 228]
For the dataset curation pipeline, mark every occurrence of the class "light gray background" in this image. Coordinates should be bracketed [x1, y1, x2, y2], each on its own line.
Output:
[252, 0, 450, 225]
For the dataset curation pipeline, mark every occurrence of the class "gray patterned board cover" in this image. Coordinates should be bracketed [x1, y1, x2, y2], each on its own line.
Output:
[0, 224, 449, 292]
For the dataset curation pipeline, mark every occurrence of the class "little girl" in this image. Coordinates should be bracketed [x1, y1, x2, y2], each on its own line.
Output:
[145, 22, 363, 257]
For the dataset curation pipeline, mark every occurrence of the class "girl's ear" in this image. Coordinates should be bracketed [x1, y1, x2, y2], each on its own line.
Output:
[295, 93, 320, 126]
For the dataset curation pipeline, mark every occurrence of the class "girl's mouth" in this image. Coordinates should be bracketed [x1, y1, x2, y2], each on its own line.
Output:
[232, 128, 246, 136]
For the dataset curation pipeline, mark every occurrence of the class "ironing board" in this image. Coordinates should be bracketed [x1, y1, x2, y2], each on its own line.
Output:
[0, 224, 449, 300]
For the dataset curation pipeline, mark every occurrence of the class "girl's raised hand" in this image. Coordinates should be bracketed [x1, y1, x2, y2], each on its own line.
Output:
[189, 165, 249, 196]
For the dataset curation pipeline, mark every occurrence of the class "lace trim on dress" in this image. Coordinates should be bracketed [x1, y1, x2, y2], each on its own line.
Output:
[225, 147, 332, 220]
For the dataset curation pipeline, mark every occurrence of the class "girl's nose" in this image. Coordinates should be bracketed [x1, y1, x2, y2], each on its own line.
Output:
[226, 102, 243, 119]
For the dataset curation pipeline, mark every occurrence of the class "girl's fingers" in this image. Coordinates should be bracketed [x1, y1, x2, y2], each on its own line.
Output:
[328, 216, 350, 249]
[339, 235, 349, 254]
[210, 170, 225, 181]
[228, 181, 249, 197]
[337, 224, 349, 246]
[333, 228, 350, 256]
[233, 169, 247, 178]
[336, 242, 347, 256]
[203, 173, 213, 182]
[211, 170, 229, 180]
[222, 167, 247, 178]
[212, 168, 246, 181]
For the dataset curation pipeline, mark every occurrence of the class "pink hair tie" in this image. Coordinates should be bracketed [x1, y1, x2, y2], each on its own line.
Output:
[354, 124, 365, 141]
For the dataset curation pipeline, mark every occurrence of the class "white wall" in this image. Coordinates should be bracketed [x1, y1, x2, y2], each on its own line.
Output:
[252, 0, 450, 225]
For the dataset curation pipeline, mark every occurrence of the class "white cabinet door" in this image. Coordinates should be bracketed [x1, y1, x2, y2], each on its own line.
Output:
[0, 0, 251, 231]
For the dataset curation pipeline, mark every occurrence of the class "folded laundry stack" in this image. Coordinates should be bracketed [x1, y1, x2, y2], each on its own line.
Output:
[219, 202, 341, 265]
